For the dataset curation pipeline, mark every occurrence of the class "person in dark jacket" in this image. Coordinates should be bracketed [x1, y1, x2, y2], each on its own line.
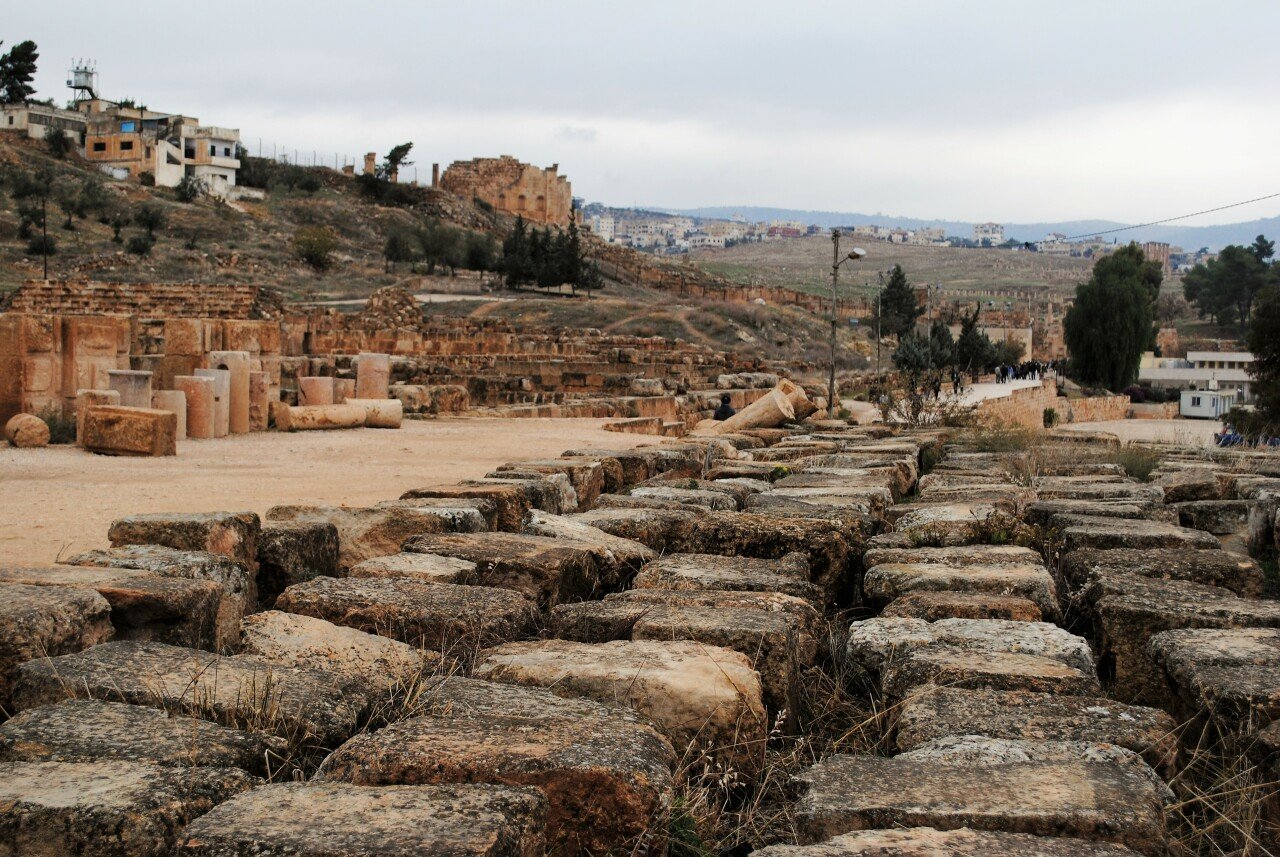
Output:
[713, 394, 736, 421]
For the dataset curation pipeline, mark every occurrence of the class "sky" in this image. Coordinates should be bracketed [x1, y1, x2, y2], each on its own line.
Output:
[9, 1, 1280, 225]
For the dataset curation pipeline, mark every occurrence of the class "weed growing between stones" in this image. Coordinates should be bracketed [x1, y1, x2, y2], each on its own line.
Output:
[968, 423, 1041, 453]
[1112, 445, 1164, 482]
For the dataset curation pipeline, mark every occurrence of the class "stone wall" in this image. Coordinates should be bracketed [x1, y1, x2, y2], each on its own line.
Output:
[439, 156, 572, 226]
[4, 280, 284, 320]
[972, 381, 1133, 430]
[1068, 395, 1130, 423]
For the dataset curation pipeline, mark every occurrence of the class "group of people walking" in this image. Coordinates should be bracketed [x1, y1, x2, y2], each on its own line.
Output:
[993, 359, 1061, 384]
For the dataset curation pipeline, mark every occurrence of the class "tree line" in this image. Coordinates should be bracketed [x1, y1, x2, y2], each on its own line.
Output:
[500, 216, 603, 294]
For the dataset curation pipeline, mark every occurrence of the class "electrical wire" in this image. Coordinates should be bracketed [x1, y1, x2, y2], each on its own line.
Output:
[1062, 191, 1280, 242]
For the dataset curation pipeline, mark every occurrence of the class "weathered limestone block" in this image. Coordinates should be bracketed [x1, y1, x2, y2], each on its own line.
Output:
[273, 402, 367, 431]
[0, 565, 220, 651]
[882, 649, 1101, 699]
[248, 370, 270, 431]
[344, 396, 403, 428]
[12, 640, 365, 746]
[550, 596, 814, 711]
[522, 510, 656, 584]
[403, 531, 604, 606]
[256, 520, 340, 608]
[1084, 573, 1280, 704]
[1159, 468, 1222, 503]
[864, 554, 1057, 618]
[4, 413, 49, 448]
[240, 610, 438, 695]
[297, 375, 335, 406]
[634, 552, 822, 606]
[174, 375, 215, 439]
[571, 507, 703, 553]
[194, 367, 231, 437]
[150, 390, 187, 441]
[1174, 499, 1252, 535]
[466, 473, 577, 515]
[275, 576, 537, 655]
[1061, 547, 1263, 598]
[109, 510, 259, 578]
[1034, 479, 1164, 504]
[894, 686, 1179, 775]
[334, 378, 355, 403]
[0, 760, 258, 857]
[1150, 627, 1280, 730]
[630, 485, 737, 510]
[498, 459, 608, 509]
[266, 504, 486, 572]
[746, 494, 877, 528]
[881, 591, 1044, 621]
[793, 752, 1168, 854]
[0, 583, 113, 708]
[353, 351, 391, 399]
[848, 617, 1095, 676]
[207, 350, 251, 434]
[476, 639, 767, 772]
[107, 368, 153, 408]
[892, 503, 1001, 546]
[750, 828, 1146, 856]
[1060, 515, 1220, 552]
[1026, 499, 1172, 528]
[862, 544, 1042, 569]
[401, 483, 531, 532]
[319, 680, 673, 855]
[66, 544, 252, 653]
[81, 405, 177, 456]
[349, 551, 477, 583]
[560, 446, 704, 485]
[74, 389, 120, 445]
[0, 699, 286, 776]
[177, 782, 547, 857]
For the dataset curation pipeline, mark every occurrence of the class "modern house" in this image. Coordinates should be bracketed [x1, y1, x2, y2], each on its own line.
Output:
[1139, 351, 1255, 402]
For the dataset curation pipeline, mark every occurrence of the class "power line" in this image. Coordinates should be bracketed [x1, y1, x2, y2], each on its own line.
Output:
[1062, 190, 1280, 242]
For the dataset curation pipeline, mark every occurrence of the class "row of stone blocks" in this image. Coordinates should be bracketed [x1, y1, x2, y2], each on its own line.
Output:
[0, 426, 1277, 853]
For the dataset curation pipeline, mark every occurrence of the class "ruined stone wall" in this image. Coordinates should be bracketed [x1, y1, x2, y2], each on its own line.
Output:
[973, 381, 1133, 429]
[0, 313, 132, 424]
[439, 156, 572, 226]
[1067, 394, 1130, 423]
[5, 280, 284, 320]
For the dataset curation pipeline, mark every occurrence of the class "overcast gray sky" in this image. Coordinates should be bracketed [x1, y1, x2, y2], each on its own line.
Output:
[10, 1, 1278, 224]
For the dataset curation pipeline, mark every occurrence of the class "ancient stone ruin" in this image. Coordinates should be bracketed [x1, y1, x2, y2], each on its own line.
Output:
[439, 156, 574, 226]
[1, 410, 1278, 854]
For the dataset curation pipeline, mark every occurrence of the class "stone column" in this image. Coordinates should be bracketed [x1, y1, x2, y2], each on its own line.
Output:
[248, 371, 271, 431]
[174, 376, 216, 439]
[355, 353, 391, 400]
[75, 388, 121, 446]
[207, 350, 252, 434]
[107, 369, 154, 408]
[334, 378, 355, 404]
[150, 390, 188, 441]
[298, 376, 335, 406]
[195, 368, 231, 438]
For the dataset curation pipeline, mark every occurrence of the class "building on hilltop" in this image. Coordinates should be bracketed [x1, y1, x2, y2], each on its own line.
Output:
[1141, 241, 1172, 277]
[439, 156, 572, 226]
[1139, 350, 1255, 402]
[974, 222, 1005, 246]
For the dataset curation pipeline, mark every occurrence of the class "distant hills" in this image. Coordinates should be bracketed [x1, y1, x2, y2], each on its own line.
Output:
[657, 206, 1280, 251]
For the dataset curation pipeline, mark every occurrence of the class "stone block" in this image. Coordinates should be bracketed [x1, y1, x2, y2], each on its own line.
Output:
[240, 610, 438, 696]
[109, 511, 259, 578]
[207, 350, 251, 434]
[793, 751, 1168, 854]
[864, 558, 1058, 620]
[522, 510, 656, 586]
[848, 617, 1095, 676]
[1059, 515, 1220, 552]
[354, 352, 391, 400]
[74, 388, 120, 445]
[345, 396, 403, 428]
[150, 389, 187, 441]
[1174, 499, 1252, 535]
[0, 565, 220, 651]
[66, 545, 252, 654]
[266, 504, 486, 572]
[476, 639, 767, 773]
[174, 375, 216, 439]
[498, 459, 608, 509]
[319, 677, 673, 855]
[194, 367, 230, 437]
[0, 582, 113, 708]
[163, 318, 204, 356]
[403, 531, 605, 606]
[4, 413, 49, 448]
[750, 828, 1146, 856]
[881, 591, 1044, 621]
[894, 686, 1179, 775]
[297, 375, 334, 406]
[1033, 479, 1165, 504]
[1159, 468, 1222, 503]
[633, 552, 822, 606]
[1060, 547, 1263, 598]
[81, 405, 177, 456]
[176, 782, 547, 857]
[107, 368, 153, 408]
[0, 699, 285, 776]
[349, 551, 477, 583]
[248, 370, 270, 431]
[467, 473, 577, 515]
[12, 640, 365, 746]
[401, 484, 531, 532]
[256, 520, 340, 608]
[275, 576, 537, 655]
[0, 760, 257, 857]
[1150, 627, 1280, 731]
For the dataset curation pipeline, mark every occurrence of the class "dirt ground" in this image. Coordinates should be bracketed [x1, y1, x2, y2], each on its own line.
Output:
[0, 418, 650, 567]
[1057, 418, 1223, 447]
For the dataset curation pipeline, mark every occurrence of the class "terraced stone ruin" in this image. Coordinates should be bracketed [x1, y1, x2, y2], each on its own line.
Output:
[1, 421, 1278, 855]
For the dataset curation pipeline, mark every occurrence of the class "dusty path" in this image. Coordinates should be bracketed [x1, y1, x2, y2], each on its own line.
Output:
[0, 417, 649, 567]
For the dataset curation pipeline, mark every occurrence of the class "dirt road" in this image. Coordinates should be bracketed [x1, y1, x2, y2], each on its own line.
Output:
[0, 418, 649, 566]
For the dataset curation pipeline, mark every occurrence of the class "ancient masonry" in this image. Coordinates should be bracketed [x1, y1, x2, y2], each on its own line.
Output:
[0, 281, 768, 433]
[1, 412, 1278, 852]
[439, 156, 573, 226]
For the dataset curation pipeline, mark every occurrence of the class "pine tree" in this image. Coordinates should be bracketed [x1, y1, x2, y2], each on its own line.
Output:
[1064, 244, 1158, 390]
[502, 216, 531, 285]
[878, 264, 923, 338]
[0, 41, 39, 104]
[954, 304, 995, 373]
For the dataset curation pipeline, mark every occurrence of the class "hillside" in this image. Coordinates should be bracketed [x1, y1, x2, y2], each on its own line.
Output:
[689, 233, 1094, 297]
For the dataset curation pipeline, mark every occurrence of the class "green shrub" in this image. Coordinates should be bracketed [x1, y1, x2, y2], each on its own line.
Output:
[293, 226, 337, 270]
[126, 234, 154, 255]
[1112, 445, 1161, 482]
[1043, 407, 1059, 428]
[969, 423, 1039, 452]
[24, 234, 56, 256]
[175, 175, 206, 202]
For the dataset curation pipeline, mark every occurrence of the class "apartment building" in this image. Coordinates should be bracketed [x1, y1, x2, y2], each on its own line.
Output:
[974, 222, 1005, 245]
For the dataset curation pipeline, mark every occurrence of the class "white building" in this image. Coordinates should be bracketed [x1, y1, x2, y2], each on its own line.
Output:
[974, 222, 1005, 245]
[1139, 351, 1255, 402]
[590, 214, 615, 241]
[1180, 389, 1236, 420]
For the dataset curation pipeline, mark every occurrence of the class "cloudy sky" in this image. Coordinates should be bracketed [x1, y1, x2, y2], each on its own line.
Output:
[10, 1, 1279, 224]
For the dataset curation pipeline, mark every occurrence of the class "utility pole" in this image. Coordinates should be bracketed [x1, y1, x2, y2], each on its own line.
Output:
[829, 229, 840, 418]
[41, 193, 48, 280]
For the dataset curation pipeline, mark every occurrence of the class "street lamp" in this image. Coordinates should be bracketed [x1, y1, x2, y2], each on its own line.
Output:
[828, 229, 866, 418]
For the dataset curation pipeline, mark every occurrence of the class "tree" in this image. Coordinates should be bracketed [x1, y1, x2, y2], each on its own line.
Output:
[1063, 243, 1158, 390]
[175, 175, 206, 203]
[44, 131, 72, 159]
[878, 264, 923, 338]
[383, 229, 417, 272]
[928, 319, 955, 368]
[1182, 235, 1274, 331]
[0, 40, 39, 104]
[1245, 284, 1280, 430]
[954, 304, 995, 374]
[378, 142, 414, 180]
[292, 226, 336, 270]
[134, 203, 167, 239]
[463, 231, 496, 271]
[502, 216, 532, 286]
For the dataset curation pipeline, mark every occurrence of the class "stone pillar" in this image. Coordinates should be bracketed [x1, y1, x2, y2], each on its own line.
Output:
[150, 390, 188, 441]
[355, 353, 391, 400]
[174, 376, 216, 440]
[248, 371, 271, 431]
[208, 350, 251, 435]
[431, 163, 440, 187]
[195, 368, 231, 438]
[107, 369, 153, 409]
[363, 152, 377, 175]
[298, 376, 335, 406]
[75, 389, 120, 446]
[334, 378, 355, 404]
